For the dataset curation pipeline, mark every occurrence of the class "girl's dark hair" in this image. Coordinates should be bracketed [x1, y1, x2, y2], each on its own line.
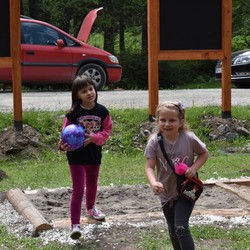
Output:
[69, 75, 98, 113]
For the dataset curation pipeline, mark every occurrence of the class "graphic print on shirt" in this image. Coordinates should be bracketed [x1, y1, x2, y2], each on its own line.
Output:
[77, 115, 101, 134]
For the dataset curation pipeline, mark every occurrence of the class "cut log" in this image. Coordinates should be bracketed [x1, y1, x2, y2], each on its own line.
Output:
[6, 188, 52, 231]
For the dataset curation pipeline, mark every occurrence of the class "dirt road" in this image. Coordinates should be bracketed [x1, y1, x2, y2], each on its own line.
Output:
[0, 89, 249, 112]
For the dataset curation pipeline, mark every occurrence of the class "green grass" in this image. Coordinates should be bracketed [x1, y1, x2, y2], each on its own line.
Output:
[139, 226, 250, 250]
[0, 106, 250, 249]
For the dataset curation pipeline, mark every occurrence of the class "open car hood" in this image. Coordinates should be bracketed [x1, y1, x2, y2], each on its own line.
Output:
[77, 7, 103, 43]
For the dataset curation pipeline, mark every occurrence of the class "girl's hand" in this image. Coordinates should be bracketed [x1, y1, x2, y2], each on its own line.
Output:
[84, 132, 94, 147]
[151, 182, 164, 195]
[58, 139, 73, 151]
[185, 167, 196, 178]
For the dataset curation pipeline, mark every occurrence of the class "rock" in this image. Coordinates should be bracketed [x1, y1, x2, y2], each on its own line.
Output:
[0, 124, 41, 158]
[236, 126, 250, 136]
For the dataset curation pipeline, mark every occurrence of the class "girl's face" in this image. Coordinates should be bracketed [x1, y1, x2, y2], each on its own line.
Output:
[77, 84, 96, 106]
[157, 108, 183, 139]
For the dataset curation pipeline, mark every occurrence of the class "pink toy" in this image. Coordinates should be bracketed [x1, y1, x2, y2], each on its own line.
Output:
[175, 162, 188, 175]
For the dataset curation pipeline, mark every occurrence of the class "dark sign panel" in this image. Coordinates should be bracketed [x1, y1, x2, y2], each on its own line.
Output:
[0, 0, 10, 57]
[160, 0, 222, 50]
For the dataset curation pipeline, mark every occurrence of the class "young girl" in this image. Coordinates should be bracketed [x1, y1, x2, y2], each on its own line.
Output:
[58, 75, 112, 240]
[144, 101, 208, 250]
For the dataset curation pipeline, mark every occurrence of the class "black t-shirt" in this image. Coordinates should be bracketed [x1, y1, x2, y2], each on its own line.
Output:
[65, 103, 109, 165]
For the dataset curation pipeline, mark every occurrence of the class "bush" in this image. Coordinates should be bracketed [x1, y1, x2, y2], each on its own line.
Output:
[117, 52, 217, 89]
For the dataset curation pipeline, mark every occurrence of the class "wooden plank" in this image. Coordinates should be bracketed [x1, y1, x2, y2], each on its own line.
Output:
[159, 50, 224, 60]
[6, 188, 52, 231]
[192, 208, 250, 217]
[52, 208, 250, 228]
[216, 182, 250, 204]
[203, 178, 250, 186]
[0, 57, 12, 67]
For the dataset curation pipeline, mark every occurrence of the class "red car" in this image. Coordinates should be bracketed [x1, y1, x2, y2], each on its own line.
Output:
[0, 8, 122, 90]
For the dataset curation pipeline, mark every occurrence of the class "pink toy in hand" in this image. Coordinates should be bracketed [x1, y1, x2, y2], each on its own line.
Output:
[175, 162, 188, 175]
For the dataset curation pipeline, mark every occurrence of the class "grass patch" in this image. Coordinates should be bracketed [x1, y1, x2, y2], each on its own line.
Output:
[139, 226, 250, 250]
[1, 106, 249, 190]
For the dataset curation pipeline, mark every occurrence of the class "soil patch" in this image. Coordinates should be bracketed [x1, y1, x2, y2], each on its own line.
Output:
[21, 183, 250, 249]
[25, 184, 250, 223]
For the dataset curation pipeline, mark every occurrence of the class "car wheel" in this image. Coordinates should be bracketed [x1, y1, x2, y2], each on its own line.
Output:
[77, 63, 107, 90]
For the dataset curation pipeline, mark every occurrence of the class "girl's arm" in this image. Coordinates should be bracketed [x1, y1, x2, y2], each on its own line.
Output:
[145, 158, 164, 195]
[185, 149, 209, 178]
[62, 117, 72, 129]
[86, 114, 112, 146]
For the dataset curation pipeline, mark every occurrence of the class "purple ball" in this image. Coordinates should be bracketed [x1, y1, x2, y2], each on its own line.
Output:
[61, 124, 85, 150]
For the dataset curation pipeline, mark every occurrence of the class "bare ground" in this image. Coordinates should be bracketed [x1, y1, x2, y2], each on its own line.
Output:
[21, 182, 250, 249]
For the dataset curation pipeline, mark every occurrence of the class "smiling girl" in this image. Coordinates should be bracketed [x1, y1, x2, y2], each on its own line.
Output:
[144, 101, 208, 250]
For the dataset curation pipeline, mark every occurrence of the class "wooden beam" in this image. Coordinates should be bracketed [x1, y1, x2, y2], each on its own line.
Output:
[221, 0, 232, 118]
[10, 0, 23, 130]
[0, 57, 12, 67]
[6, 188, 52, 231]
[216, 182, 250, 204]
[147, 0, 159, 120]
[203, 178, 250, 186]
[159, 50, 224, 61]
[52, 208, 250, 228]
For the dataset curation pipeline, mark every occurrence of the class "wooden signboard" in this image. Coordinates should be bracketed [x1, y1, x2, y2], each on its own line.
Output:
[147, 0, 232, 119]
[0, 0, 11, 58]
[0, 0, 22, 130]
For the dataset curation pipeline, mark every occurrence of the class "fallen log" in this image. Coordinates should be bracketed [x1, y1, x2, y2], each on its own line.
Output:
[6, 188, 52, 232]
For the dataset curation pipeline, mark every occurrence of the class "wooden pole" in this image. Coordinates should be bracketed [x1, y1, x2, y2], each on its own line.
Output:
[10, 0, 23, 130]
[147, 0, 159, 121]
[6, 188, 52, 232]
[221, 0, 232, 118]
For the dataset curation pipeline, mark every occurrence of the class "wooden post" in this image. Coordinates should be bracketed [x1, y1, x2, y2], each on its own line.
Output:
[6, 189, 52, 231]
[221, 0, 232, 118]
[10, 0, 23, 130]
[147, 0, 159, 121]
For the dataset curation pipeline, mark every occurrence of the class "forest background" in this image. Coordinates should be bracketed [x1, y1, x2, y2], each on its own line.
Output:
[20, 0, 250, 89]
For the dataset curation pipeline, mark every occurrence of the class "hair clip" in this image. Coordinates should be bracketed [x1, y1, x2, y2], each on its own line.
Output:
[178, 101, 185, 110]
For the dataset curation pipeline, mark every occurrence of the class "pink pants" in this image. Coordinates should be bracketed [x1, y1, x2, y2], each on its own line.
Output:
[69, 164, 100, 225]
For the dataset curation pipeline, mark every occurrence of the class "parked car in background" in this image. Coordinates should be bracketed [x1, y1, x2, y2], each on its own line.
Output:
[0, 8, 122, 90]
[215, 49, 250, 88]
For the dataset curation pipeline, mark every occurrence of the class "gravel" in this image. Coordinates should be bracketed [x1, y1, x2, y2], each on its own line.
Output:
[1, 89, 250, 112]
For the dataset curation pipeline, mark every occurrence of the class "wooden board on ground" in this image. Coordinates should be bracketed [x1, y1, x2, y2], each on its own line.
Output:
[215, 182, 250, 204]
[204, 178, 250, 186]
[52, 208, 250, 228]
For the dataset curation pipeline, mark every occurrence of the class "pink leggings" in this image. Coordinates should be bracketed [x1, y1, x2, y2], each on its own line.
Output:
[69, 164, 100, 225]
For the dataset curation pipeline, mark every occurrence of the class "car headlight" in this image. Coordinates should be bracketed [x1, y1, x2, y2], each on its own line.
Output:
[233, 55, 250, 65]
[108, 55, 119, 63]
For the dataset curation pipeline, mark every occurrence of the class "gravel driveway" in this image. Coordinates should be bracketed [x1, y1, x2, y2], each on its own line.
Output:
[0, 89, 249, 112]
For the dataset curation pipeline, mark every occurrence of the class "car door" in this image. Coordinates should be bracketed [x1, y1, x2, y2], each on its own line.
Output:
[21, 21, 74, 83]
